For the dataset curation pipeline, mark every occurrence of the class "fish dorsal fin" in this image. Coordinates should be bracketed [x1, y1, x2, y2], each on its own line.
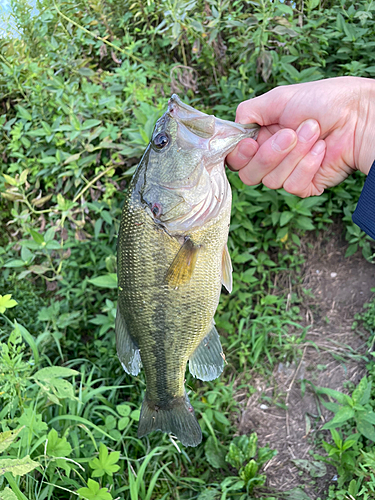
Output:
[165, 237, 200, 287]
[222, 244, 233, 293]
[189, 324, 224, 381]
[115, 304, 142, 376]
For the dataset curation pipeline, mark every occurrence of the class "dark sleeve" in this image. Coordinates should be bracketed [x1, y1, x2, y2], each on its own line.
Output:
[352, 160, 375, 240]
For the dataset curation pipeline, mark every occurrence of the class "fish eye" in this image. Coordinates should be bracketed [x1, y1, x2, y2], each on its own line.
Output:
[153, 133, 169, 149]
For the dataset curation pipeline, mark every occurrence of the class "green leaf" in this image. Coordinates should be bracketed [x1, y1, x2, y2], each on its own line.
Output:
[116, 404, 131, 417]
[307, 0, 320, 11]
[70, 114, 81, 131]
[77, 479, 113, 500]
[0, 294, 17, 314]
[322, 406, 355, 429]
[18, 408, 48, 439]
[0, 487, 19, 500]
[245, 433, 257, 460]
[46, 428, 72, 457]
[81, 119, 102, 130]
[342, 434, 360, 450]
[330, 429, 342, 449]
[33, 367, 78, 380]
[64, 153, 81, 165]
[130, 410, 140, 421]
[280, 212, 294, 227]
[15, 322, 39, 365]
[240, 459, 258, 482]
[225, 442, 244, 470]
[0, 456, 41, 477]
[16, 105, 32, 121]
[2, 173, 18, 186]
[118, 417, 129, 431]
[358, 410, 375, 425]
[295, 216, 315, 231]
[284, 488, 312, 500]
[29, 229, 44, 246]
[88, 274, 118, 289]
[356, 418, 375, 441]
[0, 428, 23, 453]
[3, 260, 26, 268]
[89, 443, 120, 477]
[352, 377, 371, 405]
[345, 243, 358, 257]
[277, 3, 293, 15]
[204, 436, 227, 469]
[315, 386, 352, 405]
[292, 459, 327, 478]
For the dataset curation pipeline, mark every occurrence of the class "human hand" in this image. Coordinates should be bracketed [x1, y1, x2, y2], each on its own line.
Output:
[226, 76, 375, 197]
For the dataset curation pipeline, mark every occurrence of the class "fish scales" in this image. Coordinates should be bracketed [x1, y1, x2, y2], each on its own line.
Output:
[116, 95, 259, 446]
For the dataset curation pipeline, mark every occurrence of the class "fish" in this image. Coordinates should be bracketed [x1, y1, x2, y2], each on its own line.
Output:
[116, 95, 259, 447]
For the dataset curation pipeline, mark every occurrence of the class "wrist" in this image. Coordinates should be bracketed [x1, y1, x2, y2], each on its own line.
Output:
[355, 77, 375, 175]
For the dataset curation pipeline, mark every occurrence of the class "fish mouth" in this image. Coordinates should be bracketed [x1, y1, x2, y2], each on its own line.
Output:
[168, 94, 260, 138]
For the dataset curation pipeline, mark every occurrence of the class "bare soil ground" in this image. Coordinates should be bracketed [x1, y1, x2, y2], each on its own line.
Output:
[235, 225, 375, 499]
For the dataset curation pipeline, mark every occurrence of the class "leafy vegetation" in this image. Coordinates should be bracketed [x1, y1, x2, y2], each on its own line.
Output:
[1, 0, 375, 498]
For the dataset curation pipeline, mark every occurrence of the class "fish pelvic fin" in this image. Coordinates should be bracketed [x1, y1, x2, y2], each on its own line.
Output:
[189, 324, 224, 381]
[115, 304, 142, 376]
[165, 237, 201, 288]
[137, 393, 202, 447]
[221, 243, 233, 293]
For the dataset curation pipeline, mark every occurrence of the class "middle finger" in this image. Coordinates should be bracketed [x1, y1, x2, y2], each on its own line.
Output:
[262, 119, 320, 189]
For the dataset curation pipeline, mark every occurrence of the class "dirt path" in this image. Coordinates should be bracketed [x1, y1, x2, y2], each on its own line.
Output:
[235, 226, 375, 498]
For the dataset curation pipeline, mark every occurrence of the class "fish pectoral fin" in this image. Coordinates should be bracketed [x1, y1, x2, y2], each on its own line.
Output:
[222, 244, 233, 293]
[165, 237, 200, 287]
[115, 304, 142, 376]
[189, 324, 224, 381]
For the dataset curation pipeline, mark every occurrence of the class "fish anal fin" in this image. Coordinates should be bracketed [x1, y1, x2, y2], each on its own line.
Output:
[222, 244, 233, 293]
[165, 237, 200, 287]
[115, 304, 142, 376]
[138, 393, 202, 447]
[189, 324, 224, 381]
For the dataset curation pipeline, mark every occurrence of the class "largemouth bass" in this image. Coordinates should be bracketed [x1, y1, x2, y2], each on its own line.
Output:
[116, 95, 259, 447]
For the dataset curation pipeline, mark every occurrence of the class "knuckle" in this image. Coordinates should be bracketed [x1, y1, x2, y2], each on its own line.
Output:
[239, 168, 258, 186]
[262, 174, 283, 190]
[283, 178, 303, 196]
[236, 101, 250, 121]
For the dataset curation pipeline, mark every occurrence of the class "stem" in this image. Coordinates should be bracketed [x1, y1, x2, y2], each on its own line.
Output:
[180, 38, 187, 67]
[72, 164, 115, 203]
[22, 194, 53, 215]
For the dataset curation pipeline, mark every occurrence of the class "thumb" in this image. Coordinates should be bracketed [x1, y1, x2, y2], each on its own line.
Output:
[236, 86, 296, 127]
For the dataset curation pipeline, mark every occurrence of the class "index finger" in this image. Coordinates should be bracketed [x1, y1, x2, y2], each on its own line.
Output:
[236, 86, 297, 126]
[226, 138, 259, 171]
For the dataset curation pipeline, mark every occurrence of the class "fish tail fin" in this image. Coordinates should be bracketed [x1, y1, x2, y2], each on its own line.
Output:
[137, 393, 202, 447]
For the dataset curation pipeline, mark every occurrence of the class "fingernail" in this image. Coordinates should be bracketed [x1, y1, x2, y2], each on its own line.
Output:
[311, 140, 325, 156]
[297, 119, 319, 143]
[272, 130, 296, 152]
